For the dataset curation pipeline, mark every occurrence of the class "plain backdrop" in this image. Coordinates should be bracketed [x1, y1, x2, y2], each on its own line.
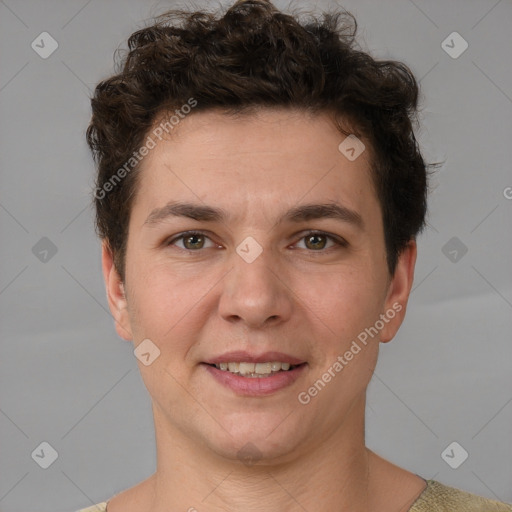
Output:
[0, 1, 511, 511]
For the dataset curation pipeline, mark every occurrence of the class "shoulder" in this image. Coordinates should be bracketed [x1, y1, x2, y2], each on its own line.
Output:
[76, 502, 108, 512]
[409, 480, 512, 511]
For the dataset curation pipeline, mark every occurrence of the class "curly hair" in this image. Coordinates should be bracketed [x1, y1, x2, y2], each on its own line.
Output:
[86, 0, 431, 282]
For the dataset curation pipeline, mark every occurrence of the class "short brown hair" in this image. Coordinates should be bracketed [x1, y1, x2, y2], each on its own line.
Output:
[87, 0, 431, 282]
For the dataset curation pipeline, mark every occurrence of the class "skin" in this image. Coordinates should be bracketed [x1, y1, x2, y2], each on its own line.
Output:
[102, 108, 427, 512]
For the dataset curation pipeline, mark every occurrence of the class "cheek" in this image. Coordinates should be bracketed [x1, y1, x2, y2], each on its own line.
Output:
[125, 263, 208, 403]
[297, 265, 384, 346]
[125, 259, 210, 348]
[295, 269, 383, 410]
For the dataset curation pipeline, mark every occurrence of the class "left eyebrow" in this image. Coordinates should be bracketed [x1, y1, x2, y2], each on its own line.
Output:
[280, 203, 364, 229]
[143, 201, 364, 230]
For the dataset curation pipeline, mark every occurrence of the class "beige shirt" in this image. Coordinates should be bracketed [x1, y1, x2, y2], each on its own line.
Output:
[76, 480, 512, 512]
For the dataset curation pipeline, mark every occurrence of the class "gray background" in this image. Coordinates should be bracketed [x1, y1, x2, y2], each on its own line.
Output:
[0, 0, 511, 511]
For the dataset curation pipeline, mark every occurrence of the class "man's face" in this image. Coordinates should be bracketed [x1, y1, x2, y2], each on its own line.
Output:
[103, 108, 415, 463]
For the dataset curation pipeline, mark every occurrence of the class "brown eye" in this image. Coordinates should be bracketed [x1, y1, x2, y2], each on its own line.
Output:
[168, 231, 216, 251]
[294, 231, 346, 252]
[183, 234, 205, 250]
[304, 233, 328, 250]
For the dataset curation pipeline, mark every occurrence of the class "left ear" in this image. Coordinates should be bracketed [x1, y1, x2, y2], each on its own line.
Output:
[380, 240, 417, 343]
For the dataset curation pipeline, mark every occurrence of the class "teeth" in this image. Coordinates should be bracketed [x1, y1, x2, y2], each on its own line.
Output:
[255, 362, 272, 374]
[228, 362, 239, 372]
[239, 362, 255, 375]
[214, 361, 296, 377]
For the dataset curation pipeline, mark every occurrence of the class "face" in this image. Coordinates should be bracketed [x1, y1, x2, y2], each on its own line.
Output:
[103, 108, 416, 464]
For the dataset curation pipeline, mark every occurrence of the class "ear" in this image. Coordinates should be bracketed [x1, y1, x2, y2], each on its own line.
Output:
[379, 240, 417, 343]
[101, 240, 133, 341]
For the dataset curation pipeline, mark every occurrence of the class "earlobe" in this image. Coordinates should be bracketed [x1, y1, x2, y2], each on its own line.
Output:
[380, 240, 417, 343]
[101, 241, 133, 341]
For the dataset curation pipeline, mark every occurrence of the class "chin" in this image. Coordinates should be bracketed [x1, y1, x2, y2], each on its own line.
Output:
[204, 411, 309, 465]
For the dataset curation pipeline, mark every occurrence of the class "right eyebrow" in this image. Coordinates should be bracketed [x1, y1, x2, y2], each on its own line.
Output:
[143, 201, 226, 226]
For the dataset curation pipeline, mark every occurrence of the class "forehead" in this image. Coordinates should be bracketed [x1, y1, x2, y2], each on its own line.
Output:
[131, 108, 379, 228]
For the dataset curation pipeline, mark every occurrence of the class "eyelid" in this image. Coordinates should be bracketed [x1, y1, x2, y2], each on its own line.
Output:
[166, 230, 220, 249]
[166, 229, 348, 251]
[291, 230, 348, 250]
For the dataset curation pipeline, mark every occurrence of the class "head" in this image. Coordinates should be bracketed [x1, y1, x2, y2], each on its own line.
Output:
[87, 0, 430, 464]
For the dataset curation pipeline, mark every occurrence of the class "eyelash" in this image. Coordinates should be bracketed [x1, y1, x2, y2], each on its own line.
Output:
[166, 230, 348, 253]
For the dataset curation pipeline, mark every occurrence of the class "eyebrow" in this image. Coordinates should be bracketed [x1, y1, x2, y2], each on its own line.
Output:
[143, 201, 364, 229]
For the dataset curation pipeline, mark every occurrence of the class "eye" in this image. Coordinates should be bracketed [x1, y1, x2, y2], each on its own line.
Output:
[168, 231, 217, 251]
[294, 231, 347, 251]
[166, 230, 347, 253]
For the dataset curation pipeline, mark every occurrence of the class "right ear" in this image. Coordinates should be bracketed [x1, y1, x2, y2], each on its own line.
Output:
[101, 241, 133, 341]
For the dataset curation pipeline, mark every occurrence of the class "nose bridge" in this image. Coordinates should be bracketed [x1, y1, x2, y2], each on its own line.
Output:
[218, 241, 292, 328]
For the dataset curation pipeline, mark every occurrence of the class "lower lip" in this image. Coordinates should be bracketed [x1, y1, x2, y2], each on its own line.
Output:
[202, 363, 307, 396]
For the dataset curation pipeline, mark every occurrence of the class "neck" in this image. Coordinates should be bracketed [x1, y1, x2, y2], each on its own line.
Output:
[147, 395, 374, 512]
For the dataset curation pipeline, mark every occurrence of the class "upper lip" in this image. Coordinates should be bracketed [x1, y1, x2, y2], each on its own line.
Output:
[203, 351, 306, 365]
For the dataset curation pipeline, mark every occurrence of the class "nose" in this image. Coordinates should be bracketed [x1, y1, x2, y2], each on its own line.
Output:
[218, 247, 293, 329]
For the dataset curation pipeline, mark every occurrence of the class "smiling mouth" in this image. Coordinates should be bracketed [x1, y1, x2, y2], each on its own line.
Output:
[206, 361, 305, 378]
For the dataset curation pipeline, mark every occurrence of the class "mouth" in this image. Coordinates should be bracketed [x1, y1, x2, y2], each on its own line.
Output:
[201, 351, 308, 395]
[206, 361, 306, 378]
[201, 358, 308, 396]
